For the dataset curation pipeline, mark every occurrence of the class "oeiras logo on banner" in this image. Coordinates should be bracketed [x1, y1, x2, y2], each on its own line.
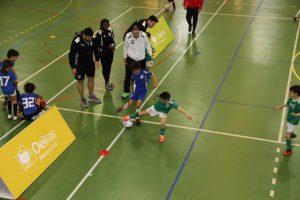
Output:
[15, 130, 57, 171]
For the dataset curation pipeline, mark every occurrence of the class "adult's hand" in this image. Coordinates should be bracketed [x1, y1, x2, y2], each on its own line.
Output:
[72, 68, 77, 76]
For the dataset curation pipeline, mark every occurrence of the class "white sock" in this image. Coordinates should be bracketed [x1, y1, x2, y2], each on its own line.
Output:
[123, 103, 129, 110]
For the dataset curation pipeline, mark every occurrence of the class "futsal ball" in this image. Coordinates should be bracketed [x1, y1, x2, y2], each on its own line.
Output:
[123, 119, 133, 128]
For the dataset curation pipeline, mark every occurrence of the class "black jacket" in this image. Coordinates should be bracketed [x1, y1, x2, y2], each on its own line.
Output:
[69, 32, 99, 69]
[94, 28, 116, 54]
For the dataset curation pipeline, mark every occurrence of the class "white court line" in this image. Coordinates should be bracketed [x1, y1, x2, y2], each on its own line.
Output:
[0, 6, 135, 143]
[134, 6, 293, 20]
[66, 7, 168, 200]
[277, 20, 300, 142]
[66, 2, 229, 199]
[57, 106, 300, 147]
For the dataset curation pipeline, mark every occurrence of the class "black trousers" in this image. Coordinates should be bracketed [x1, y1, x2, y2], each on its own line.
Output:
[186, 7, 199, 32]
[100, 52, 114, 84]
[124, 57, 146, 93]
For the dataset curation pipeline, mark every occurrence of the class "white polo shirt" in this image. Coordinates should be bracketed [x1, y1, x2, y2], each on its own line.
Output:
[123, 31, 152, 61]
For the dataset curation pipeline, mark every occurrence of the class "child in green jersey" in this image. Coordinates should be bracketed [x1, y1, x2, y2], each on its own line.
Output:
[274, 85, 300, 156]
[123, 91, 192, 143]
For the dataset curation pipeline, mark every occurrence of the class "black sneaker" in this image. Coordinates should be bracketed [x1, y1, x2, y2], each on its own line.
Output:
[294, 16, 297, 22]
[192, 32, 196, 37]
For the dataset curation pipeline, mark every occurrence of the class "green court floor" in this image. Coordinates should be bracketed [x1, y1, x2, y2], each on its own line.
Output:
[1, 0, 300, 199]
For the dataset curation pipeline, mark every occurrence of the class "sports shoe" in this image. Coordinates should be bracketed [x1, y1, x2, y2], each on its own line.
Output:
[294, 16, 297, 22]
[136, 118, 141, 125]
[192, 32, 196, 38]
[283, 150, 293, 156]
[7, 114, 12, 119]
[121, 92, 130, 98]
[105, 83, 115, 91]
[159, 135, 165, 143]
[80, 98, 88, 108]
[88, 95, 101, 103]
[188, 25, 192, 33]
[13, 116, 18, 120]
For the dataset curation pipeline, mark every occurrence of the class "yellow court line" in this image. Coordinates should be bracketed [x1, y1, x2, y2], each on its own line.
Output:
[292, 51, 300, 80]
[55, 106, 300, 148]
[0, 0, 73, 45]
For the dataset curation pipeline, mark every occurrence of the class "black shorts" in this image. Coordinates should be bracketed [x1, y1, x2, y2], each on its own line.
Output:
[75, 63, 95, 80]
[24, 108, 42, 120]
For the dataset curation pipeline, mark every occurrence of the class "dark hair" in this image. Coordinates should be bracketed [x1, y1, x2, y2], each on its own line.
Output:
[24, 82, 36, 93]
[1, 59, 14, 75]
[146, 32, 151, 38]
[100, 19, 109, 29]
[147, 15, 158, 23]
[290, 85, 300, 96]
[130, 61, 141, 70]
[83, 27, 94, 36]
[160, 91, 171, 101]
[132, 24, 140, 31]
[7, 49, 19, 58]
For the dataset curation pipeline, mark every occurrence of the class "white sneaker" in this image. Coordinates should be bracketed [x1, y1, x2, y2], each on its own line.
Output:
[7, 114, 12, 119]
[13, 116, 18, 120]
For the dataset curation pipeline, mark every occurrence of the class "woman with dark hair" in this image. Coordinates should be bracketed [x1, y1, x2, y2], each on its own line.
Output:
[95, 19, 116, 91]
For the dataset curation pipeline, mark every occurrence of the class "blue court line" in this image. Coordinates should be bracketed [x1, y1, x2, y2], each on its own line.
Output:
[165, 0, 265, 199]
[215, 100, 274, 110]
[0, 0, 99, 55]
[236, 56, 300, 65]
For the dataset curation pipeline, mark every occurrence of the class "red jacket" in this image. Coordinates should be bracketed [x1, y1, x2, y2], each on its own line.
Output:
[183, 0, 204, 9]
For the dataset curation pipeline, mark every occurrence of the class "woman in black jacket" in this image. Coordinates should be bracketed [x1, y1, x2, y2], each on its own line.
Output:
[95, 19, 116, 90]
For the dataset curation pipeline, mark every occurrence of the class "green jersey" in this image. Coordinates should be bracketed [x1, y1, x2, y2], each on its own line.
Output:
[154, 99, 178, 114]
[287, 97, 300, 125]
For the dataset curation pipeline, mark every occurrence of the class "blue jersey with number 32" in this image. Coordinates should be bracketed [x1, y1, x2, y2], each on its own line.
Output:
[0, 70, 16, 95]
[20, 93, 39, 115]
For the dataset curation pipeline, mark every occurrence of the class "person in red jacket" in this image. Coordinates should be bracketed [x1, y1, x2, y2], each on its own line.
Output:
[182, 0, 204, 37]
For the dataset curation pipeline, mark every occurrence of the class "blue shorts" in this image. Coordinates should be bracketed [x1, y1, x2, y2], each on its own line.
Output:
[130, 89, 147, 101]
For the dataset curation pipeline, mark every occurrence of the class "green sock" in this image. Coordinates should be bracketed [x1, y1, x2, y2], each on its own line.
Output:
[286, 139, 292, 151]
[130, 113, 139, 119]
[160, 128, 166, 135]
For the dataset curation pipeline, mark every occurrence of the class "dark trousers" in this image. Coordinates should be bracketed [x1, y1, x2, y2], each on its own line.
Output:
[100, 52, 114, 84]
[124, 57, 146, 93]
[186, 7, 199, 32]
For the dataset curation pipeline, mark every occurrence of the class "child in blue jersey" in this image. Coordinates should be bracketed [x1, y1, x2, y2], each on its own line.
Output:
[1, 49, 19, 107]
[117, 61, 158, 124]
[19, 82, 46, 120]
[0, 60, 18, 120]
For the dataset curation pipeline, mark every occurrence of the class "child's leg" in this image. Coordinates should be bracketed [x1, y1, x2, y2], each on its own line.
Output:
[117, 99, 134, 112]
[130, 110, 149, 119]
[12, 95, 18, 118]
[7, 98, 12, 116]
[135, 100, 143, 124]
[285, 132, 293, 151]
[159, 117, 167, 142]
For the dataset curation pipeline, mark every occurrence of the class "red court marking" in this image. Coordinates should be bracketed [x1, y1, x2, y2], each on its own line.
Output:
[99, 149, 110, 156]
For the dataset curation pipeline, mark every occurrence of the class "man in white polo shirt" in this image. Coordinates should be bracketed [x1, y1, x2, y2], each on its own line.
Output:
[122, 25, 152, 98]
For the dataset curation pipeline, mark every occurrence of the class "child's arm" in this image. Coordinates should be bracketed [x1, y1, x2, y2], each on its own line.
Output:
[35, 97, 41, 107]
[177, 107, 192, 120]
[274, 104, 288, 111]
[151, 73, 158, 88]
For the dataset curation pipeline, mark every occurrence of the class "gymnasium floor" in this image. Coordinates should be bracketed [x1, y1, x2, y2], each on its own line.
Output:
[1, 0, 300, 199]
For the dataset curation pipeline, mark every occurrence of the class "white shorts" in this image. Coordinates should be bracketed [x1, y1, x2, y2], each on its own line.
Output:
[287, 123, 296, 133]
[146, 105, 166, 118]
[4, 90, 16, 97]
[146, 60, 153, 67]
